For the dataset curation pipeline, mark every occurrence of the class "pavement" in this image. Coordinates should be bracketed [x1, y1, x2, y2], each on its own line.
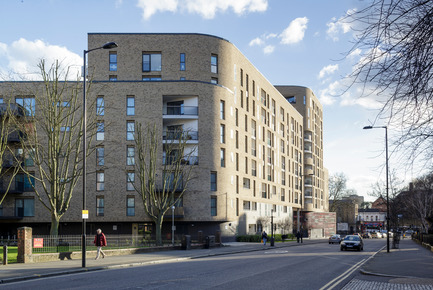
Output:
[0, 237, 432, 289]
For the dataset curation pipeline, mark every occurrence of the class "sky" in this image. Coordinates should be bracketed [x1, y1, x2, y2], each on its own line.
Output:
[0, 0, 413, 202]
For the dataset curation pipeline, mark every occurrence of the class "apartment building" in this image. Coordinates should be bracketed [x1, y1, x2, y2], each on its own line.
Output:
[0, 33, 328, 239]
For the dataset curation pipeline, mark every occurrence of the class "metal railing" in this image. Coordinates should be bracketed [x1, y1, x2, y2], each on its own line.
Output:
[163, 130, 198, 141]
[163, 106, 198, 116]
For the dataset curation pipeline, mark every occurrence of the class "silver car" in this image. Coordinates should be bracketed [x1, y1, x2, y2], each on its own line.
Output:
[329, 234, 341, 244]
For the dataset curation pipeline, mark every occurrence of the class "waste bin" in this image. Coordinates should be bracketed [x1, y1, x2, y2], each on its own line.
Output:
[281, 235, 288, 242]
[204, 235, 215, 249]
[181, 235, 191, 250]
[270, 236, 275, 246]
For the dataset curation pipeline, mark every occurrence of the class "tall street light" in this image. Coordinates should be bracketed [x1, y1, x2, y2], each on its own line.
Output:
[363, 125, 390, 253]
[172, 205, 175, 247]
[82, 41, 118, 268]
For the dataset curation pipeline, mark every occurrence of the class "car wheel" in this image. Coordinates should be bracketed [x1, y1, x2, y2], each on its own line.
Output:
[329, 242, 331, 244]
[340, 247, 344, 251]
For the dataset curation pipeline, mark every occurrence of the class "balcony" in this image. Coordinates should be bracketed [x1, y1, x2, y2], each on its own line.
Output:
[163, 155, 199, 165]
[163, 106, 198, 117]
[163, 130, 198, 142]
[305, 158, 313, 166]
[5, 131, 26, 143]
[0, 207, 24, 220]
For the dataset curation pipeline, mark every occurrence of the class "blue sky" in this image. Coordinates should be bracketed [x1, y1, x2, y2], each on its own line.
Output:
[0, 0, 407, 201]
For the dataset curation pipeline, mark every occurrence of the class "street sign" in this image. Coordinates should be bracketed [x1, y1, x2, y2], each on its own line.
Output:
[82, 210, 89, 219]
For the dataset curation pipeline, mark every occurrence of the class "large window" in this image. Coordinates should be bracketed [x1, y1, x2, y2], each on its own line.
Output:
[127, 146, 135, 165]
[127, 172, 135, 191]
[211, 196, 217, 216]
[220, 148, 225, 167]
[127, 197, 135, 216]
[15, 174, 34, 191]
[96, 96, 104, 116]
[127, 121, 135, 141]
[210, 172, 217, 191]
[15, 198, 34, 217]
[220, 100, 225, 120]
[16, 96, 35, 116]
[142, 53, 161, 72]
[96, 122, 104, 141]
[96, 197, 104, 216]
[127, 96, 135, 116]
[96, 172, 104, 191]
[109, 52, 117, 71]
[180, 53, 186, 71]
[96, 147, 104, 166]
[211, 54, 218, 73]
[220, 124, 225, 144]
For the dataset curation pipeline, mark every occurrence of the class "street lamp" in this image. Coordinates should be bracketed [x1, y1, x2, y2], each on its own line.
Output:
[363, 125, 390, 253]
[270, 209, 274, 246]
[172, 205, 175, 247]
[82, 41, 118, 268]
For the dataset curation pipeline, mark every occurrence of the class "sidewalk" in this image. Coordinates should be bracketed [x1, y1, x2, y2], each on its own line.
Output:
[0, 239, 321, 284]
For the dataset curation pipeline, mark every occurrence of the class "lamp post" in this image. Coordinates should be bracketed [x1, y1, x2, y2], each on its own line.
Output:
[363, 125, 390, 253]
[82, 41, 118, 268]
[172, 205, 175, 247]
[270, 209, 274, 246]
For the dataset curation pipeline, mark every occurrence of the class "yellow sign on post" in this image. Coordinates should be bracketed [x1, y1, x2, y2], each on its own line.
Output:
[82, 210, 89, 219]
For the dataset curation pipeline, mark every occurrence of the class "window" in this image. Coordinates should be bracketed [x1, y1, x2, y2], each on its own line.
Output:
[142, 53, 162, 72]
[96, 147, 104, 166]
[211, 77, 218, 84]
[180, 77, 186, 80]
[127, 197, 135, 216]
[109, 75, 117, 81]
[220, 148, 225, 167]
[96, 197, 104, 216]
[15, 174, 34, 191]
[96, 122, 104, 141]
[127, 146, 135, 165]
[220, 124, 225, 144]
[211, 54, 218, 73]
[96, 172, 104, 191]
[0, 98, 3, 104]
[180, 53, 186, 71]
[210, 172, 217, 191]
[127, 121, 135, 141]
[220, 100, 225, 120]
[127, 172, 135, 191]
[243, 200, 250, 210]
[15, 198, 34, 217]
[211, 196, 217, 216]
[16, 96, 35, 116]
[287, 96, 296, 103]
[109, 52, 117, 71]
[281, 188, 285, 201]
[127, 96, 135, 116]
[96, 97, 104, 116]
[243, 178, 250, 189]
[261, 183, 267, 198]
[252, 160, 257, 176]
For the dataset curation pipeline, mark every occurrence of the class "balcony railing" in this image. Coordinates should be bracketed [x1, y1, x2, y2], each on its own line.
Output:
[0, 207, 24, 220]
[163, 106, 198, 116]
[163, 130, 198, 141]
[163, 155, 199, 165]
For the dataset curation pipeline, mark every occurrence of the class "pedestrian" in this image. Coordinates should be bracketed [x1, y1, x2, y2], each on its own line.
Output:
[262, 231, 268, 245]
[296, 231, 300, 243]
[93, 228, 107, 260]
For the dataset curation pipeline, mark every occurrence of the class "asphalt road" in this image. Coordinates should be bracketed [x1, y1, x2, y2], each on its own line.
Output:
[1, 239, 386, 290]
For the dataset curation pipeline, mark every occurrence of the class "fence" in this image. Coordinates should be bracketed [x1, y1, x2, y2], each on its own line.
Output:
[0, 237, 17, 246]
[32, 235, 182, 253]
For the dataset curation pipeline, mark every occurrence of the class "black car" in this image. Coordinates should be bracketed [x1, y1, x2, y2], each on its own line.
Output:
[340, 235, 364, 251]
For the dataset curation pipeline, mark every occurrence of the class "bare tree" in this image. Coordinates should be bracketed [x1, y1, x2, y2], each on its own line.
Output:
[328, 172, 349, 212]
[0, 102, 23, 205]
[13, 60, 98, 235]
[348, 0, 433, 168]
[133, 123, 197, 246]
[405, 174, 433, 233]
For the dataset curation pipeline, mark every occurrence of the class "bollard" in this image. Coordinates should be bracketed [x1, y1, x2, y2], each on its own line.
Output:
[3, 245, 7, 265]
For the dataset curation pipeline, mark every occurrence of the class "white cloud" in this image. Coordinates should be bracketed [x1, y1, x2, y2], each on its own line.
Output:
[318, 64, 339, 79]
[326, 9, 355, 41]
[279, 17, 308, 45]
[137, 0, 268, 20]
[0, 38, 82, 81]
[249, 37, 264, 47]
[263, 45, 275, 54]
[318, 80, 341, 105]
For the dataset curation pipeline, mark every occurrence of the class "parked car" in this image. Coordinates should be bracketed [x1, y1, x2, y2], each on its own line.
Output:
[362, 232, 372, 239]
[329, 234, 341, 244]
[340, 235, 364, 251]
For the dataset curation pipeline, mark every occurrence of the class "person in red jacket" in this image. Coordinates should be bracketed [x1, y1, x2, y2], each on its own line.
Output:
[93, 228, 107, 259]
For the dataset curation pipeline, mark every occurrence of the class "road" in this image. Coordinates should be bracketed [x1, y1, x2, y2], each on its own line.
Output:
[1, 239, 385, 290]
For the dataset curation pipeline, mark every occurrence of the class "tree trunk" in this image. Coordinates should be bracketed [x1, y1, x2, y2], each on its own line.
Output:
[50, 214, 60, 236]
[155, 214, 164, 246]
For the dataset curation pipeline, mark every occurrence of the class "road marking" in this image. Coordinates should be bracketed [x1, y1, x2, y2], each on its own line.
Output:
[320, 245, 386, 290]
[264, 250, 288, 254]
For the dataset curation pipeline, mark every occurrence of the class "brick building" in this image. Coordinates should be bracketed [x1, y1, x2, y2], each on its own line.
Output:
[0, 33, 330, 239]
